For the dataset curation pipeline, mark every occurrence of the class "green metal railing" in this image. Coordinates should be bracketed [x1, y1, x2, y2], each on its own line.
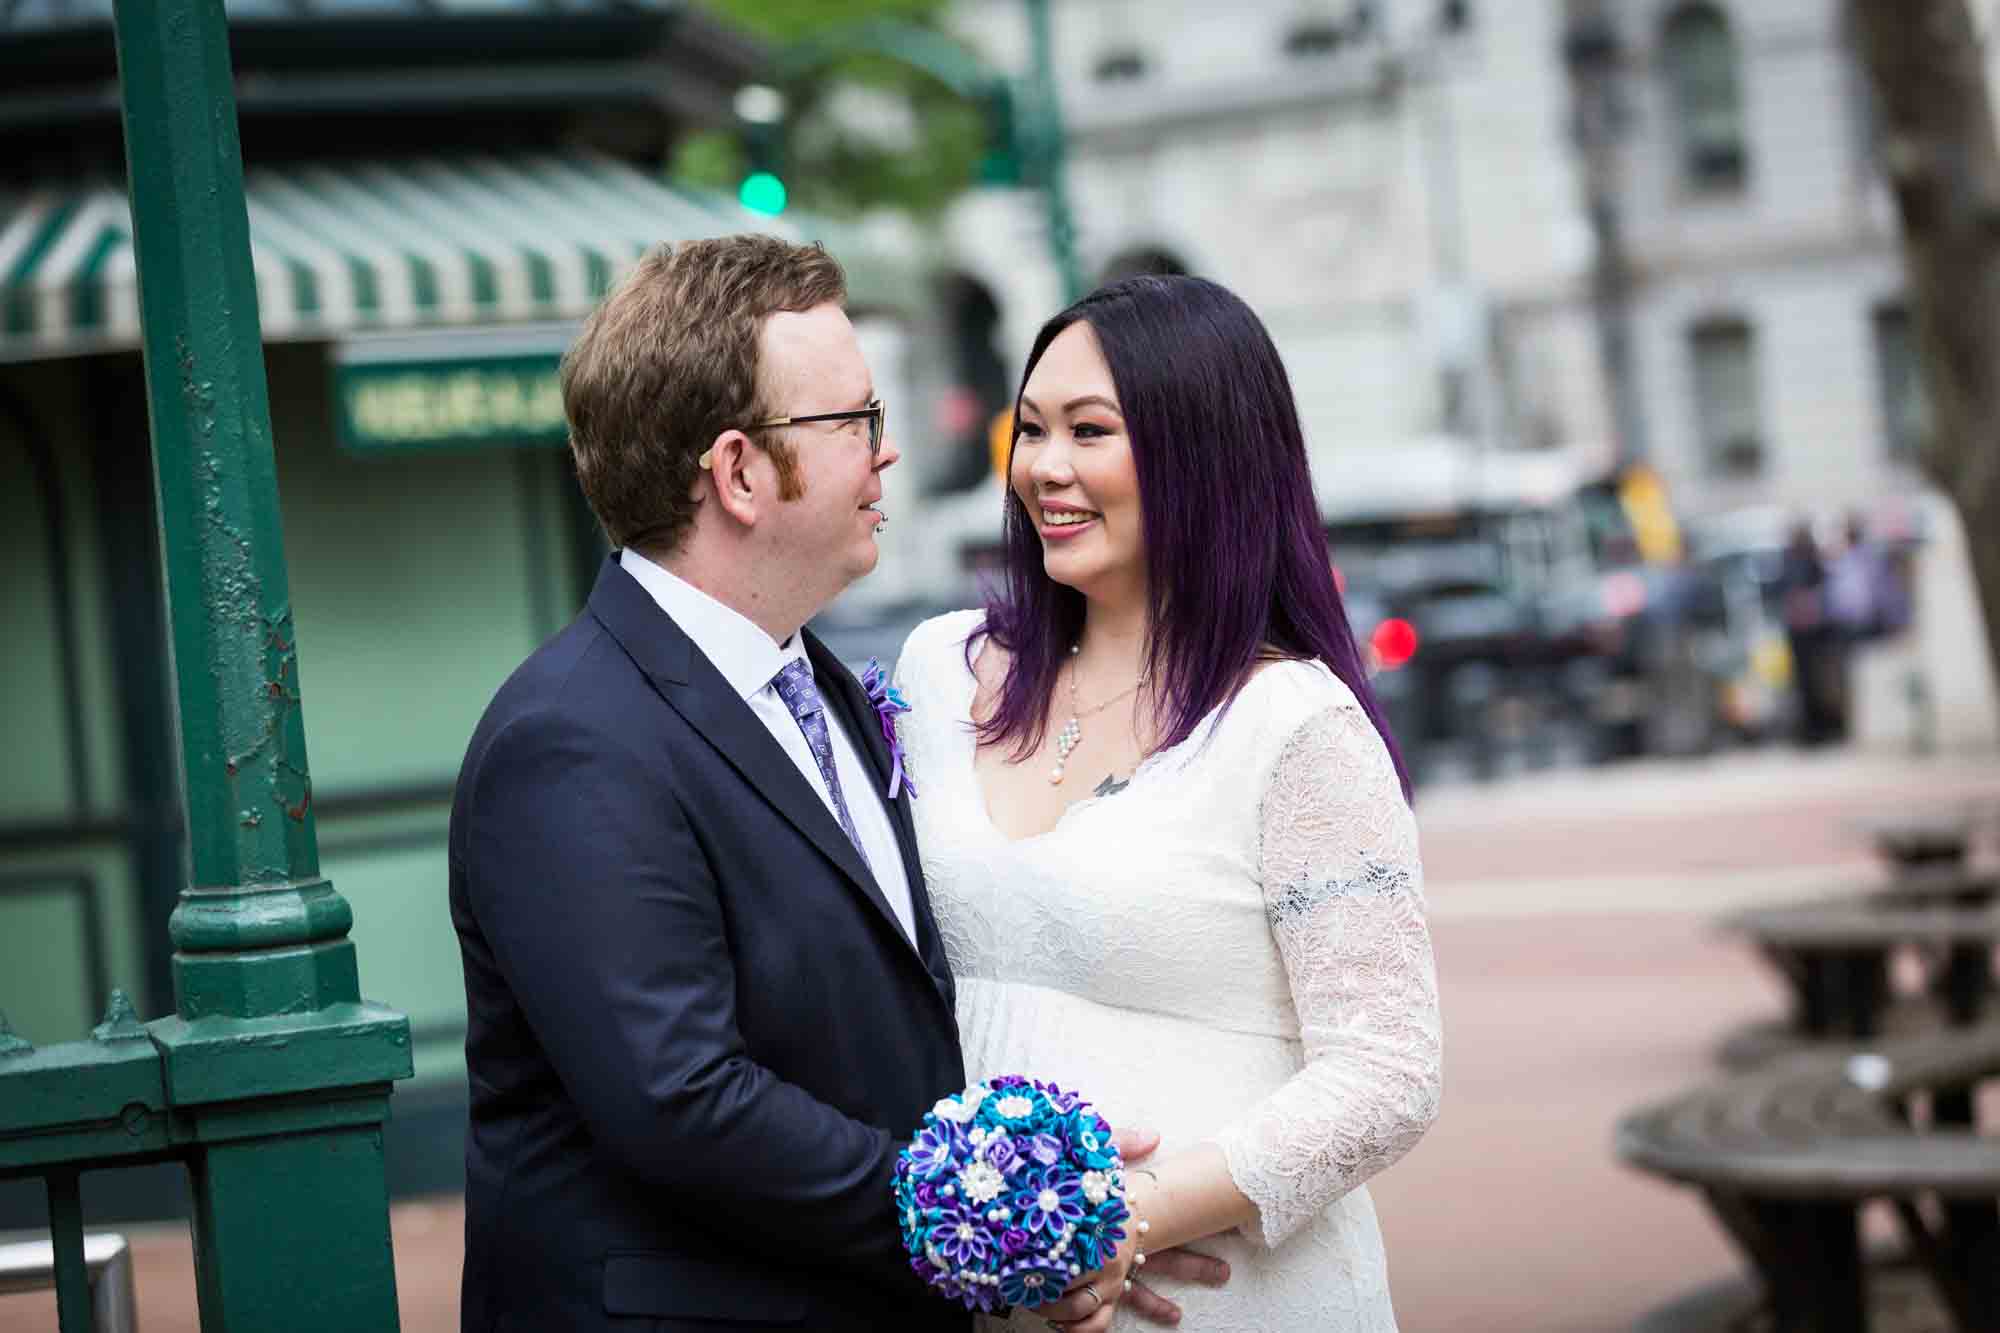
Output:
[0, 2, 412, 1328]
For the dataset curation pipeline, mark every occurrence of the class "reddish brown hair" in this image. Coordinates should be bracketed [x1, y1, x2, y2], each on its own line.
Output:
[562, 235, 847, 550]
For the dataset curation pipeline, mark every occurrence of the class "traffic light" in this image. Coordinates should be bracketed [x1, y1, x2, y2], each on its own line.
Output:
[739, 171, 788, 216]
[738, 117, 788, 217]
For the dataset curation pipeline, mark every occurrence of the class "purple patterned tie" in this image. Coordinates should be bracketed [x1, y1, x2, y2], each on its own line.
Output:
[770, 659, 870, 867]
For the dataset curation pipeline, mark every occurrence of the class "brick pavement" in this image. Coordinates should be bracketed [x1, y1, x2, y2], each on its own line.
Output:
[5, 745, 1994, 1332]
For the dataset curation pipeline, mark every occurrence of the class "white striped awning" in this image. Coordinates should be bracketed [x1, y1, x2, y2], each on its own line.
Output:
[0, 152, 903, 364]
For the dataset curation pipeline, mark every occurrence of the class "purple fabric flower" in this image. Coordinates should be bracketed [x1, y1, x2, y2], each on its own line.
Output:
[914, 1181, 940, 1208]
[1028, 1133, 1064, 1167]
[860, 657, 916, 799]
[982, 1133, 1021, 1177]
[1000, 1226, 1032, 1257]
[906, 1121, 961, 1179]
[932, 1202, 992, 1268]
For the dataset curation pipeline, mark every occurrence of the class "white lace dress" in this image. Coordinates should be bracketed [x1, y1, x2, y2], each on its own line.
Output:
[894, 611, 1442, 1332]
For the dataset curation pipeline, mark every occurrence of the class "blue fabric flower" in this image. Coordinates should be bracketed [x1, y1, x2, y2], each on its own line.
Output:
[999, 1255, 1071, 1308]
[1011, 1167, 1085, 1239]
[1064, 1110, 1121, 1170]
[1070, 1208, 1128, 1271]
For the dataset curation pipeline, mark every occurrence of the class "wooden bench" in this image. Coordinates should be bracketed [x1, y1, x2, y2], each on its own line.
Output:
[1717, 881, 2000, 1069]
[1618, 1024, 2000, 1332]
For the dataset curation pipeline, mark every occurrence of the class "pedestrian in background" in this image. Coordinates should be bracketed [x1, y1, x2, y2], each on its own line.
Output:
[1780, 519, 1844, 745]
[1828, 511, 1910, 644]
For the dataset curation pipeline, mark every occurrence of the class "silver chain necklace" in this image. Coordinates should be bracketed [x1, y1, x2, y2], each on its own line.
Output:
[1048, 643, 1148, 786]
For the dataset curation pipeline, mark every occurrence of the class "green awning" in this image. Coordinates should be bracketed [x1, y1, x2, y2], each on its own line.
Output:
[0, 152, 907, 364]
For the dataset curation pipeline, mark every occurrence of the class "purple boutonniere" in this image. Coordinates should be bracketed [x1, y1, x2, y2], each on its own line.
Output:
[860, 657, 915, 800]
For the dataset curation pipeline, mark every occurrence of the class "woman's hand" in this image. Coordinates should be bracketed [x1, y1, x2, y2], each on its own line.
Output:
[1035, 1161, 1170, 1331]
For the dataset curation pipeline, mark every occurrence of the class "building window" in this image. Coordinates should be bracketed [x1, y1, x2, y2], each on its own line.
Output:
[1660, 3, 1747, 193]
[1283, 19, 1346, 58]
[1873, 304, 1931, 461]
[1689, 318, 1762, 477]
[1284, 3, 1377, 57]
[1092, 49, 1148, 83]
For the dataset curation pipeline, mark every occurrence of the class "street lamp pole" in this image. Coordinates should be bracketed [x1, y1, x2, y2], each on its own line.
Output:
[1024, 0, 1085, 303]
[112, 0, 412, 1324]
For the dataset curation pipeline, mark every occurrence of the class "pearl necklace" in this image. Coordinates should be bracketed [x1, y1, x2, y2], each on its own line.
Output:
[1049, 643, 1148, 786]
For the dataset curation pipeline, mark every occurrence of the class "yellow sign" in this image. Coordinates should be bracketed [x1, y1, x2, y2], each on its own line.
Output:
[989, 407, 1015, 481]
[1616, 464, 1684, 565]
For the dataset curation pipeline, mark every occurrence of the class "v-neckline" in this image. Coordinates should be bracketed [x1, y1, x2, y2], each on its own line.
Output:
[954, 632, 1217, 849]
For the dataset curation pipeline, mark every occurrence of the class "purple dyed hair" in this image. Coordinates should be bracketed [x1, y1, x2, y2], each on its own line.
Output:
[975, 274, 1413, 801]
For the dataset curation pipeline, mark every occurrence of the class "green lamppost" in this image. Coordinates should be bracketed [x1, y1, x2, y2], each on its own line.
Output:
[114, 2, 412, 1321]
[0, 3, 412, 1328]
[1022, 0, 1084, 303]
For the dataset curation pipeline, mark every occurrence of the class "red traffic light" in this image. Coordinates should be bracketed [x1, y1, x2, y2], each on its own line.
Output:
[1370, 617, 1419, 671]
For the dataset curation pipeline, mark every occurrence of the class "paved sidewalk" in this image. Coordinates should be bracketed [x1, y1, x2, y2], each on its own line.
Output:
[5, 745, 1994, 1332]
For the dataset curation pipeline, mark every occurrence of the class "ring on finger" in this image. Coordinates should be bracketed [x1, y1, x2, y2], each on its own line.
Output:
[1082, 1286, 1104, 1312]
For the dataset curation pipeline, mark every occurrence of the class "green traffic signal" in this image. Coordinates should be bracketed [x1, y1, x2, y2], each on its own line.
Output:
[739, 171, 789, 216]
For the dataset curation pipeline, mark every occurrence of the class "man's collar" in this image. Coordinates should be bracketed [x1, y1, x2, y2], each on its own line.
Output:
[618, 549, 806, 700]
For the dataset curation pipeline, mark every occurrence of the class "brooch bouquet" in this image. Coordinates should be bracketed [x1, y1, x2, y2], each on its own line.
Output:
[860, 657, 915, 799]
[894, 1076, 1131, 1313]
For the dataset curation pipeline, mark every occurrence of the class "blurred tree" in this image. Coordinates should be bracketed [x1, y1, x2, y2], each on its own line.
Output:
[1849, 0, 2000, 693]
[676, 0, 989, 217]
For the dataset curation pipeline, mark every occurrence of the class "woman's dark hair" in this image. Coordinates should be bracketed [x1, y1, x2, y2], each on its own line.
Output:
[976, 274, 1412, 800]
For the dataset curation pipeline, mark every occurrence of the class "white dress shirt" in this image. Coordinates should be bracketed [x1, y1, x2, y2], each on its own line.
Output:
[618, 549, 918, 946]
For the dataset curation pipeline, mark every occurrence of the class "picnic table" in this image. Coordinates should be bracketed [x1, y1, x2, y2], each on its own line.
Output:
[1617, 1023, 2000, 1332]
[1717, 873, 1999, 1069]
[1852, 810, 1986, 875]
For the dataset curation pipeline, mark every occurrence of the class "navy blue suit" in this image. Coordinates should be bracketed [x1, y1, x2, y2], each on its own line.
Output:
[449, 557, 968, 1331]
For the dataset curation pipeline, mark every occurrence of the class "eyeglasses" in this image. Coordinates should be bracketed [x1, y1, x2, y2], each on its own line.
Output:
[699, 399, 886, 468]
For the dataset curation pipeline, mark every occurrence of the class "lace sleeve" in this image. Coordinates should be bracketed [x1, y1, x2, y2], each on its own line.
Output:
[1208, 700, 1443, 1248]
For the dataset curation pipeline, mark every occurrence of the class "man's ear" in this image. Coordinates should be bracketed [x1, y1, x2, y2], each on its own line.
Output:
[698, 429, 762, 526]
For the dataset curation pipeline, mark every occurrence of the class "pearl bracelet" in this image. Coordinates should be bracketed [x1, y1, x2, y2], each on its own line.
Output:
[1120, 1171, 1155, 1292]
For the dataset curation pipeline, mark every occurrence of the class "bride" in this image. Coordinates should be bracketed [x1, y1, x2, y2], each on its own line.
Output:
[893, 275, 1442, 1331]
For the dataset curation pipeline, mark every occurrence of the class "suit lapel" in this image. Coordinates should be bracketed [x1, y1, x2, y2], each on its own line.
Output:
[585, 559, 916, 962]
[805, 632, 948, 983]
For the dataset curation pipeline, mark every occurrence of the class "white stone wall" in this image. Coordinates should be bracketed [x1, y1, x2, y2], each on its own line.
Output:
[1586, 0, 1937, 520]
[936, 0, 1945, 524]
[941, 0, 1596, 478]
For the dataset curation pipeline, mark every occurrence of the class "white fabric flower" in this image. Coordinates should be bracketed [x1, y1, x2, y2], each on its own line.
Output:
[933, 1083, 989, 1124]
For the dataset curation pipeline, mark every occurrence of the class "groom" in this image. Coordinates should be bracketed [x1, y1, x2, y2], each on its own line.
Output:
[449, 237, 1210, 1331]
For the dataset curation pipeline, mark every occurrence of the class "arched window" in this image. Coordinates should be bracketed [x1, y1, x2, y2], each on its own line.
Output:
[1660, 3, 1747, 193]
[930, 272, 1011, 494]
[1099, 246, 1191, 285]
[1688, 316, 1762, 476]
